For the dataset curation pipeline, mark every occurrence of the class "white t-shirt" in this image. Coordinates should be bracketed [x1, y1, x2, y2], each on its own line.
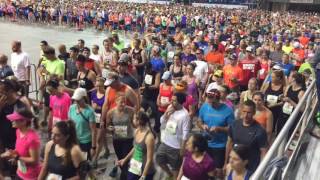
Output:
[193, 60, 208, 82]
[10, 52, 31, 81]
[160, 107, 190, 149]
[89, 54, 102, 62]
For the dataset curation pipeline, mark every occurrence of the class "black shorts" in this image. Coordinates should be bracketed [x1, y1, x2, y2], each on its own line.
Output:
[207, 147, 226, 169]
[44, 90, 50, 107]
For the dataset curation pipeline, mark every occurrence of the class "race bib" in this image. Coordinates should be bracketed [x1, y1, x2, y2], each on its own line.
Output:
[283, 102, 294, 115]
[101, 68, 110, 79]
[128, 158, 143, 176]
[144, 74, 153, 85]
[168, 51, 175, 59]
[18, 160, 27, 174]
[160, 96, 170, 105]
[95, 113, 101, 123]
[114, 125, 128, 137]
[267, 95, 278, 106]
[165, 121, 177, 135]
[46, 173, 63, 180]
[181, 175, 190, 180]
[259, 69, 265, 75]
[52, 117, 62, 125]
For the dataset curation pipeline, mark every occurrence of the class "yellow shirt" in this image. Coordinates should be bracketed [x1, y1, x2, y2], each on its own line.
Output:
[282, 45, 293, 54]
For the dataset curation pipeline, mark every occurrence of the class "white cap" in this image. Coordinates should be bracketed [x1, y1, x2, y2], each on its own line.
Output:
[72, 88, 87, 101]
[162, 71, 172, 80]
[246, 46, 253, 52]
[293, 41, 300, 48]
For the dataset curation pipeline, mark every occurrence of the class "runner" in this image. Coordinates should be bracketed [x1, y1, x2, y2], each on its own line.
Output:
[1, 108, 41, 180]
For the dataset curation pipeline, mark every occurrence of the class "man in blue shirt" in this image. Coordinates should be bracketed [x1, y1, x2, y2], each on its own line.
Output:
[197, 88, 234, 178]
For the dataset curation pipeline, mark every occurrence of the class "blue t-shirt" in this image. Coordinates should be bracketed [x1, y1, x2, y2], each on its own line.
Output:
[151, 57, 165, 72]
[280, 63, 294, 77]
[199, 103, 234, 148]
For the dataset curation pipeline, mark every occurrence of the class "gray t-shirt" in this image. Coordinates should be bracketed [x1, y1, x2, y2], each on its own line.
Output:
[110, 107, 135, 139]
[66, 58, 78, 80]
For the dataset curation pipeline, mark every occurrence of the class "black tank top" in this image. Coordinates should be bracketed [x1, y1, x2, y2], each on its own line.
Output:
[286, 86, 304, 104]
[78, 70, 94, 91]
[132, 49, 144, 75]
[47, 144, 77, 179]
[265, 82, 283, 104]
[171, 65, 184, 78]
[142, 71, 159, 100]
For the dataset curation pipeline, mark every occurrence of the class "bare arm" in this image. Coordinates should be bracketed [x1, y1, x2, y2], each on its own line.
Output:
[266, 109, 273, 144]
[101, 87, 110, 128]
[224, 137, 233, 167]
[126, 87, 139, 112]
[141, 133, 155, 177]
[38, 141, 54, 180]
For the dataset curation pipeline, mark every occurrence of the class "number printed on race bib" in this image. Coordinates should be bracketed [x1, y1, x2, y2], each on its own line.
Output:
[267, 95, 278, 105]
[144, 74, 153, 85]
[283, 102, 294, 115]
[160, 96, 170, 105]
[128, 158, 143, 176]
[95, 113, 101, 123]
[114, 126, 128, 137]
[18, 160, 27, 174]
[46, 173, 63, 180]
[165, 121, 178, 135]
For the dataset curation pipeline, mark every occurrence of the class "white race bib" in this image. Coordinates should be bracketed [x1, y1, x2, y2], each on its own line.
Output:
[52, 117, 62, 125]
[283, 102, 294, 115]
[17, 160, 27, 174]
[168, 51, 175, 59]
[144, 74, 153, 85]
[95, 113, 101, 123]
[114, 125, 128, 137]
[259, 69, 265, 75]
[267, 95, 278, 106]
[160, 96, 170, 105]
[46, 173, 63, 180]
[128, 158, 143, 176]
[165, 121, 178, 135]
[181, 175, 190, 180]
[101, 68, 110, 79]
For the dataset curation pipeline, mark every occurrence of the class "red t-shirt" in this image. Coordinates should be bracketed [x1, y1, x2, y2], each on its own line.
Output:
[238, 58, 260, 85]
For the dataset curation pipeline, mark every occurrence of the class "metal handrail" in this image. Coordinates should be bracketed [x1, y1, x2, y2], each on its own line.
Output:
[28, 63, 39, 100]
[251, 80, 317, 180]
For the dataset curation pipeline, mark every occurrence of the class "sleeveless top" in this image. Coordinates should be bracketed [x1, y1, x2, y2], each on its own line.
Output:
[47, 144, 77, 179]
[110, 107, 134, 139]
[227, 170, 250, 180]
[130, 131, 155, 175]
[106, 84, 131, 109]
[265, 82, 283, 106]
[158, 83, 174, 112]
[91, 90, 105, 114]
[187, 78, 198, 100]
[132, 49, 144, 74]
[142, 71, 159, 100]
[286, 86, 304, 104]
[254, 109, 268, 129]
[78, 70, 94, 91]
[171, 65, 184, 79]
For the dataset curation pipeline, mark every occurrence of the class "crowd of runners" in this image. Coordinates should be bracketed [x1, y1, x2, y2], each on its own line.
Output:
[1, 0, 320, 180]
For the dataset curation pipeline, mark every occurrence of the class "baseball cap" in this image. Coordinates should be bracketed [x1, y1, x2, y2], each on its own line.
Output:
[72, 88, 87, 101]
[6, 112, 31, 122]
[246, 46, 253, 52]
[293, 41, 300, 48]
[104, 72, 119, 86]
[272, 64, 282, 70]
[118, 53, 130, 65]
[229, 53, 238, 60]
[214, 70, 223, 78]
[162, 71, 172, 80]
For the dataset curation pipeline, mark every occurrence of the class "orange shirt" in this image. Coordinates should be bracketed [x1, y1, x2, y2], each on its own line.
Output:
[292, 48, 305, 66]
[205, 51, 224, 65]
[299, 36, 309, 48]
[223, 64, 243, 89]
[254, 110, 268, 129]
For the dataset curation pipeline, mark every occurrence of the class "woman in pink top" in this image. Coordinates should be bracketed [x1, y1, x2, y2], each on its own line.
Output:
[47, 79, 72, 130]
[0, 108, 41, 180]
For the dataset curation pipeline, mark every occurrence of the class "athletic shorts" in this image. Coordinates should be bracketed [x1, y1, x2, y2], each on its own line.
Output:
[156, 143, 182, 171]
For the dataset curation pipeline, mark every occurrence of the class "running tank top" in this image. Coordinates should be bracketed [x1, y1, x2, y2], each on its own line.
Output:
[78, 70, 94, 91]
[265, 82, 283, 106]
[91, 90, 105, 114]
[286, 86, 304, 104]
[106, 84, 131, 109]
[47, 144, 77, 179]
[130, 131, 155, 175]
[158, 83, 173, 112]
[171, 65, 184, 78]
[111, 107, 134, 139]
[254, 109, 268, 129]
[227, 170, 250, 180]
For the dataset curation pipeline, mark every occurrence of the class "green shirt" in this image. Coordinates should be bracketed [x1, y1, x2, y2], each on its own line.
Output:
[68, 104, 95, 144]
[41, 58, 65, 77]
[113, 40, 125, 52]
[298, 62, 315, 77]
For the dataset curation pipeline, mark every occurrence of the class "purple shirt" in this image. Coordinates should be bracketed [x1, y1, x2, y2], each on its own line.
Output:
[181, 53, 197, 64]
[183, 151, 215, 180]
